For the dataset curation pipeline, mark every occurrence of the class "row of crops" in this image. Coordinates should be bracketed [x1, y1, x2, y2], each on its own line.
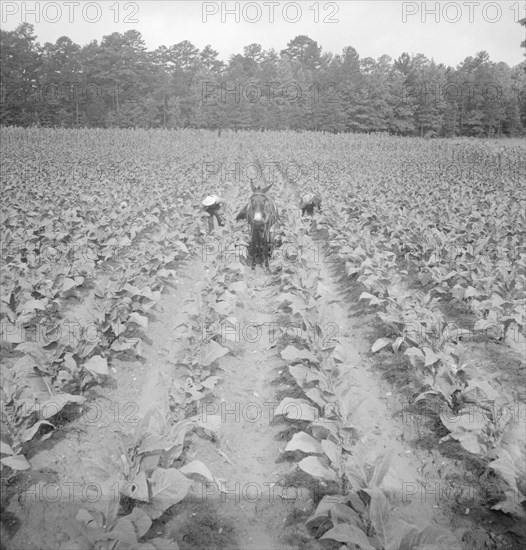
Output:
[0, 128, 249, 547]
[260, 132, 526, 520]
[260, 216, 463, 548]
[1, 129, 208, 466]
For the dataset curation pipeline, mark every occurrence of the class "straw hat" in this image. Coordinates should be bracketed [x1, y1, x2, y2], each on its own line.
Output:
[301, 193, 315, 205]
[202, 195, 218, 206]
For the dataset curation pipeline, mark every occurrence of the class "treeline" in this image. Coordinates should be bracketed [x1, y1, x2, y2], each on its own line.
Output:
[1, 23, 525, 136]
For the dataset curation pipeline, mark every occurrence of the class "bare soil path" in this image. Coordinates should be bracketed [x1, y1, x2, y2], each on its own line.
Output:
[153, 261, 308, 550]
[144, 177, 318, 549]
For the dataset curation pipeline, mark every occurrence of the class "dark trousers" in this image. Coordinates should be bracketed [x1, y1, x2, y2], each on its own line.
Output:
[205, 206, 224, 231]
[302, 204, 322, 217]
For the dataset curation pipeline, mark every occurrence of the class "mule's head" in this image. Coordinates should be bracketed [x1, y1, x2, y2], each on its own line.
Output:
[248, 182, 273, 227]
[249, 194, 268, 228]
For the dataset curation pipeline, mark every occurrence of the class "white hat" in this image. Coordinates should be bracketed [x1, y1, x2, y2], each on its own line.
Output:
[301, 193, 315, 205]
[202, 195, 217, 206]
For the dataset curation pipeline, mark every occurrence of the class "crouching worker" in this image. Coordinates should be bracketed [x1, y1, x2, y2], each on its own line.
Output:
[300, 193, 322, 217]
[202, 195, 226, 232]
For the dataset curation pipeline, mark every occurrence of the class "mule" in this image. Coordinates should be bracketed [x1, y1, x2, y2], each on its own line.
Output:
[245, 182, 278, 270]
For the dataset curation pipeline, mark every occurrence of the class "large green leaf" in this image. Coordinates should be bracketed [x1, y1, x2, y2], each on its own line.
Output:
[285, 431, 323, 454]
[199, 340, 229, 366]
[297, 456, 338, 482]
[140, 468, 193, 519]
[275, 397, 318, 422]
[84, 355, 109, 375]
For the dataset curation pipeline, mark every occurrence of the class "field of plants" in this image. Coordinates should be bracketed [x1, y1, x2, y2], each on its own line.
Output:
[0, 127, 524, 550]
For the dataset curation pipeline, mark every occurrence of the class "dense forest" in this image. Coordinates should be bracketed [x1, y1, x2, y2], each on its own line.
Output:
[1, 22, 525, 136]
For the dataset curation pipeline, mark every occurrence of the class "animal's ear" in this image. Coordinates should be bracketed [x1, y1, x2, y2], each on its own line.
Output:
[261, 183, 273, 194]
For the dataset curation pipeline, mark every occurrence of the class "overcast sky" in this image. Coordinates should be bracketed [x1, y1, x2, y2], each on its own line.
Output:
[1, 1, 525, 67]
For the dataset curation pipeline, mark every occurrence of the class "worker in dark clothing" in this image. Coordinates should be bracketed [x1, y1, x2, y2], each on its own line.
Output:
[300, 193, 322, 216]
[202, 195, 226, 232]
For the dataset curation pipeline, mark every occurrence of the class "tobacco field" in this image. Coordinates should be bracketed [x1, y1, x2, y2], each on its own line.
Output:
[0, 127, 525, 550]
